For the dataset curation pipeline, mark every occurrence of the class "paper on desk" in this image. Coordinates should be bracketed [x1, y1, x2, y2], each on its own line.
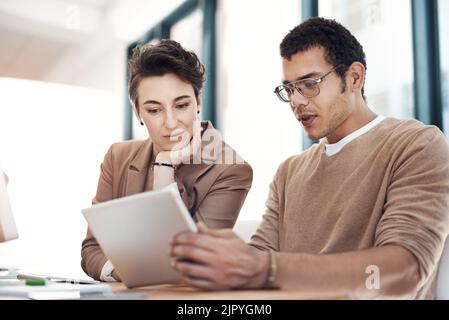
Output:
[0, 268, 19, 280]
[0, 282, 111, 300]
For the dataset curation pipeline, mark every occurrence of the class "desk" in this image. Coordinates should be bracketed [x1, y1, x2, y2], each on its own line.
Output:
[109, 282, 339, 300]
[0, 282, 340, 300]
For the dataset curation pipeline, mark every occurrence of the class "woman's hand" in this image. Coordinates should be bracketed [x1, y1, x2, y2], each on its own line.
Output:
[156, 126, 202, 166]
[153, 124, 202, 190]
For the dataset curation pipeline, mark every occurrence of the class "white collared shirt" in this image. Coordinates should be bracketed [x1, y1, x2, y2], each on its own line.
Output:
[325, 115, 386, 157]
[100, 259, 117, 282]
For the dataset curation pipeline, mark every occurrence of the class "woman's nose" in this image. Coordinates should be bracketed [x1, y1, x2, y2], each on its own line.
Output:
[164, 111, 178, 129]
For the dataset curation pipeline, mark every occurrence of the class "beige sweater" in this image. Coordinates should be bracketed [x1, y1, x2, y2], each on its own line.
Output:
[250, 118, 449, 299]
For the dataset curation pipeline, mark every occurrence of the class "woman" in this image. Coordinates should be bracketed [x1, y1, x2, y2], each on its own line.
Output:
[81, 40, 253, 281]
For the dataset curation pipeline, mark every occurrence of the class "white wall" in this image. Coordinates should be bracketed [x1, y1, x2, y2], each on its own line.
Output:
[0, 78, 123, 279]
[217, 0, 302, 222]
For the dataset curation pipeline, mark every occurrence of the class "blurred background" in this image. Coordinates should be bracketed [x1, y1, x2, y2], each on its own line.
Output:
[0, 0, 447, 280]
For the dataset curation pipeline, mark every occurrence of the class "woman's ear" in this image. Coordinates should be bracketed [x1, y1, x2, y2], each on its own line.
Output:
[196, 94, 202, 116]
[133, 105, 144, 126]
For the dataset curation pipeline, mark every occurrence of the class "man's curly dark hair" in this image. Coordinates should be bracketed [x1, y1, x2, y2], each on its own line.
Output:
[280, 17, 367, 100]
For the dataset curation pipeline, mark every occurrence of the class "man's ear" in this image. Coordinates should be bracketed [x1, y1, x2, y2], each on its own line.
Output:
[347, 62, 365, 94]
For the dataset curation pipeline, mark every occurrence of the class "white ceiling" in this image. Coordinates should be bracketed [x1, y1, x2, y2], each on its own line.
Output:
[0, 28, 70, 81]
[0, 0, 184, 84]
[0, 0, 115, 82]
[58, 0, 112, 10]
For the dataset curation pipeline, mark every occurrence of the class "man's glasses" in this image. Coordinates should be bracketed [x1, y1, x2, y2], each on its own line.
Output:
[274, 67, 337, 103]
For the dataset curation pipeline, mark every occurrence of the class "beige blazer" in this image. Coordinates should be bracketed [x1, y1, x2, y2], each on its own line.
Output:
[81, 122, 253, 280]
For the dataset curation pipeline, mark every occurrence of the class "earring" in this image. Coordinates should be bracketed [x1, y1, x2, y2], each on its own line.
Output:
[197, 110, 200, 114]
[140, 120, 144, 126]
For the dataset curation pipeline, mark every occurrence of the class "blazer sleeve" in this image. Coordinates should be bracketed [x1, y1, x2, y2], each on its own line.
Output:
[194, 163, 253, 229]
[81, 144, 114, 280]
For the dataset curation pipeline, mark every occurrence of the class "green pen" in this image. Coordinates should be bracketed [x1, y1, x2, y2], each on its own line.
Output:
[25, 279, 46, 286]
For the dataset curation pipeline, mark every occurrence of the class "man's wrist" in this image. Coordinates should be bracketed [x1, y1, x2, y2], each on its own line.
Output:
[251, 250, 271, 289]
[262, 251, 278, 289]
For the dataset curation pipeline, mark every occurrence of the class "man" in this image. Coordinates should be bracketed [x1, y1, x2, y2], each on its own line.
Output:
[169, 17, 449, 299]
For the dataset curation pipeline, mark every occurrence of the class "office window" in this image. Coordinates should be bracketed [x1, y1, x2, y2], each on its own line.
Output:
[440, 0, 449, 134]
[171, 7, 203, 57]
[319, 0, 415, 119]
[217, 0, 302, 220]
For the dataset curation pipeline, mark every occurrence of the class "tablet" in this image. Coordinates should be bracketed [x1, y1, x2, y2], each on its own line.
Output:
[82, 183, 197, 288]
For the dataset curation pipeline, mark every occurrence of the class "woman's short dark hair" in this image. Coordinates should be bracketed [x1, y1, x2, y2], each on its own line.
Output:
[128, 39, 205, 113]
[280, 17, 367, 99]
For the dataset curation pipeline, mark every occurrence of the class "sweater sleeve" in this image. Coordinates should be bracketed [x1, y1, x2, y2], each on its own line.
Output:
[375, 127, 449, 287]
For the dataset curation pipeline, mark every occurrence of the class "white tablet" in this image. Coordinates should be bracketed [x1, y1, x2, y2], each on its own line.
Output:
[82, 183, 197, 288]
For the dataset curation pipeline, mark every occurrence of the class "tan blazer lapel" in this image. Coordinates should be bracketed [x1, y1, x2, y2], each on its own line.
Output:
[125, 139, 153, 196]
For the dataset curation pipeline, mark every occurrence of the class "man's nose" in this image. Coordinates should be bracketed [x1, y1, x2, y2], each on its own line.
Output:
[290, 90, 309, 111]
